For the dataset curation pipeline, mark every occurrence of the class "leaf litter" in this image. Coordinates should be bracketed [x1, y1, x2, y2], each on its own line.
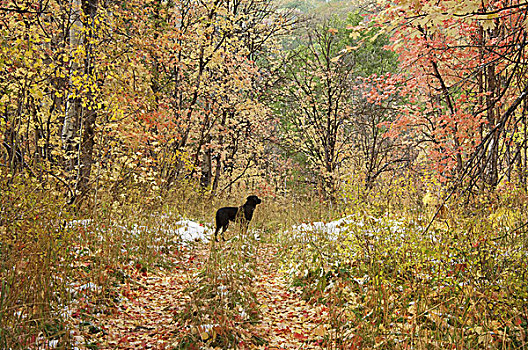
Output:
[75, 219, 332, 349]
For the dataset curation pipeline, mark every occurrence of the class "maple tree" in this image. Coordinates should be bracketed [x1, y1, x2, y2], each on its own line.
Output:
[375, 0, 528, 190]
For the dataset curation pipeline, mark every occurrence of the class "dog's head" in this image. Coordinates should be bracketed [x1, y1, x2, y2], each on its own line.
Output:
[246, 195, 262, 206]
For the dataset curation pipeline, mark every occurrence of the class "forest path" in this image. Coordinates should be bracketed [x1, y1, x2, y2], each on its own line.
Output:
[251, 244, 329, 349]
[95, 241, 328, 349]
[97, 244, 209, 349]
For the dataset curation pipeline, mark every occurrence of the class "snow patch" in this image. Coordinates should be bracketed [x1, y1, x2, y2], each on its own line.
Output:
[174, 220, 212, 243]
[289, 215, 412, 241]
[293, 216, 352, 237]
[67, 282, 101, 297]
[67, 219, 93, 227]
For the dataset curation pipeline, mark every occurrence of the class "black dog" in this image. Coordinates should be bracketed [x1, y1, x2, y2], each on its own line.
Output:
[214, 195, 262, 242]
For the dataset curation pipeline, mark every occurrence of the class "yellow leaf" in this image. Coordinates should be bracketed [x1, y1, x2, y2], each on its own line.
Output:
[330, 54, 342, 63]
[478, 333, 492, 344]
[314, 324, 326, 337]
[456, 1, 480, 15]
[346, 45, 360, 51]
[480, 16, 496, 30]
[349, 31, 361, 40]
[197, 326, 210, 341]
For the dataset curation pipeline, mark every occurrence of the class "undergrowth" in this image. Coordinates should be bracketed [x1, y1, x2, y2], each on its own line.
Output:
[0, 173, 186, 349]
[280, 185, 528, 349]
[3, 167, 527, 349]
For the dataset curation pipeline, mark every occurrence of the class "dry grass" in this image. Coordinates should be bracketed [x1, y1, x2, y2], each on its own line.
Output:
[279, 182, 528, 349]
[2, 170, 527, 349]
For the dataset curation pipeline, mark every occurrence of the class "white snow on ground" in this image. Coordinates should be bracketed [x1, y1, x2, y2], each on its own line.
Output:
[67, 219, 94, 227]
[67, 282, 101, 296]
[289, 215, 372, 241]
[289, 215, 411, 241]
[174, 219, 212, 243]
[293, 216, 352, 236]
[67, 217, 213, 243]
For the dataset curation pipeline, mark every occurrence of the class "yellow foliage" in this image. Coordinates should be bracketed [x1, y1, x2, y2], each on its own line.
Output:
[422, 191, 438, 208]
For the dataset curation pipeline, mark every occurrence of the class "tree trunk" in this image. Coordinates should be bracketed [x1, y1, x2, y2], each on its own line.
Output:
[201, 148, 212, 188]
[3, 111, 23, 173]
[75, 0, 98, 201]
[522, 101, 527, 189]
[212, 153, 222, 193]
[486, 63, 499, 188]
[77, 110, 96, 196]
[212, 110, 228, 193]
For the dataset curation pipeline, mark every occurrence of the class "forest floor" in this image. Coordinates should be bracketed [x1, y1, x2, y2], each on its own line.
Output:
[91, 242, 325, 349]
[51, 214, 527, 349]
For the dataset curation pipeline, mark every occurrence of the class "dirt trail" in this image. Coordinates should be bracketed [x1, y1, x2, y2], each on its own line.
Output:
[93, 242, 327, 349]
[97, 245, 208, 349]
[253, 244, 329, 349]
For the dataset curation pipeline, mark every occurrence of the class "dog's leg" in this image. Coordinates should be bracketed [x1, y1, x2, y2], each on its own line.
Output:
[221, 223, 229, 241]
[223, 223, 229, 241]
[214, 226, 221, 242]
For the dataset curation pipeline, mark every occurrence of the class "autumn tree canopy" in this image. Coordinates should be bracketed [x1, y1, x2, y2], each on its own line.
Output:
[2, 0, 528, 204]
[0, 0, 294, 204]
[375, 0, 528, 191]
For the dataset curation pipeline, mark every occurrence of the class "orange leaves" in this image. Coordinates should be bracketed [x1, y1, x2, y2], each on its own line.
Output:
[97, 247, 208, 349]
[373, 0, 528, 182]
[292, 332, 308, 341]
[249, 244, 336, 348]
[194, 324, 221, 342]
[112, 0, 284, 191]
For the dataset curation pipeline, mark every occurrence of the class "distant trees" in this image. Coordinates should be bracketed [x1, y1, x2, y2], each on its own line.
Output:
[273, 13, 406, 200]
[353, 77, 415, 189]
[277, 19, 356, 198]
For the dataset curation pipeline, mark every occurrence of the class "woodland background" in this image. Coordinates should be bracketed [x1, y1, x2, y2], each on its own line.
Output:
[1, 0, 528, 348]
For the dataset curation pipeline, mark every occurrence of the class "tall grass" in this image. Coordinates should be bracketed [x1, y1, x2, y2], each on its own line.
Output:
[1, 174, 74, 348]
[4, 168, 526, 349]
[0, 172, 190, 349]
[279, 180, 528, 349]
